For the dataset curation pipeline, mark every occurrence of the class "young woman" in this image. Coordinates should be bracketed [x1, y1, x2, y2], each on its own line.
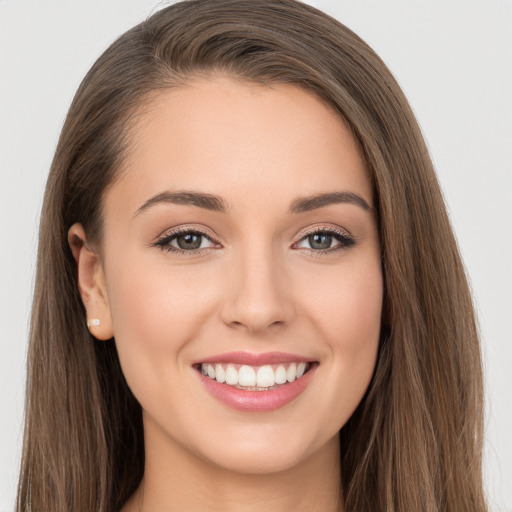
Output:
[16, 0, 488, 510]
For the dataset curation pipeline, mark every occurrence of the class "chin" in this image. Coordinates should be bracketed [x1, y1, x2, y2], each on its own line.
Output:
[204, 444, 310, 475]
[190, 422, 332, 476]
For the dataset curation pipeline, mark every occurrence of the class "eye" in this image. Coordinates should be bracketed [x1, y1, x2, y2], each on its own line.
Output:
[293, 227, 355, 253]
[154, 228, 220, 254]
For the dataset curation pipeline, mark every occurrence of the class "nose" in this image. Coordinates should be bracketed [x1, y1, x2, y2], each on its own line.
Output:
[219, 244, 296, 335]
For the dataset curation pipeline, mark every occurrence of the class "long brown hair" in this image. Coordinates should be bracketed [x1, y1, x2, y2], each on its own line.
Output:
[17, 1, 487, 510]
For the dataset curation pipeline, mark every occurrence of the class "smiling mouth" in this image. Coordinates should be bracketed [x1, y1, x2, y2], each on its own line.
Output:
[195, 362, 314, 391]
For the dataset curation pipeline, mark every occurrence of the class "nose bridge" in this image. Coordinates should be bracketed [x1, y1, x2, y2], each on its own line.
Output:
[220, 236, 294, 334]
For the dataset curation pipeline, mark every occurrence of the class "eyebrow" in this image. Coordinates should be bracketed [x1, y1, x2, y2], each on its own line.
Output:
[134, 191, 228, 216]
[134, 189, 372, 217]
[289, 191, 372, 214]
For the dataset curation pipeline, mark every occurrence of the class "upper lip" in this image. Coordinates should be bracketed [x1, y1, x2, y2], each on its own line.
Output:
[193, 351, 315, 366]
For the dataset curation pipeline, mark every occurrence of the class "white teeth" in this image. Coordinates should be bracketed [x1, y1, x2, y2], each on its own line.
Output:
[200, 361, 311, 389]
[256, 365, 275, 387]
[286, 363, 297, 382]
[225, 365, 239, 386]
[238, 365, 256, 386]
[215, 364, 226, 383]
[275, 365, 287, 385]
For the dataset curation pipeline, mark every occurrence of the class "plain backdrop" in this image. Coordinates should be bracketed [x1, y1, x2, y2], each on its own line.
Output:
[1, 1, 511, 510]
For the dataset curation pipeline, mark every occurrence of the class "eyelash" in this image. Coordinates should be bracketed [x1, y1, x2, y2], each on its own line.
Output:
[153, 226, 355, 256]
[153, 227, 220, 256]
[293, 227, 355, 255]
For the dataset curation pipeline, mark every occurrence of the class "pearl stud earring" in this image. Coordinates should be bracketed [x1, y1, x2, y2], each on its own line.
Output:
[87, 318, 101, 329]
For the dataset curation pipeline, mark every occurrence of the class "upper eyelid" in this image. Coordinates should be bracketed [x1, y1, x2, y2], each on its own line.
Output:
[292, 227, 354, 252]
[294, 224, 352, 239]
[156, 224, 219, 242]
[155, 224, 352, 248]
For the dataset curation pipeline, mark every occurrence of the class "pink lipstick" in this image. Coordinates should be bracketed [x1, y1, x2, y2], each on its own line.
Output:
[193, 352, 317, 412]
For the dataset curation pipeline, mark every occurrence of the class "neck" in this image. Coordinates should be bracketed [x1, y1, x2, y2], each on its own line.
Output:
[122, 421, 343, 512]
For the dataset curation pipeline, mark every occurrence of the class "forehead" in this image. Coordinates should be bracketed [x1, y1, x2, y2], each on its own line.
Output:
[106, 76, 372, 218]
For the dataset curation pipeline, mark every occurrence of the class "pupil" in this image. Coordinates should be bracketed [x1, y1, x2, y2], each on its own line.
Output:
[177, 233, 202, 250]
[309, 233, 332, 250]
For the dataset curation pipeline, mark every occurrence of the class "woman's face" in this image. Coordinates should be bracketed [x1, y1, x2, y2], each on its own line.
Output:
[96, 77, 382, 474]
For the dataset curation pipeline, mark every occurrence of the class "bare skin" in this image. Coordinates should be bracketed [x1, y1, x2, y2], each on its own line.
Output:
[123, 430, 341, 511]
[69, 77, 382, 512]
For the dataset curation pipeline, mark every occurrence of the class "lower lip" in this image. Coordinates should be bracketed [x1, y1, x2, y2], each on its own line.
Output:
[196, 364, 316, 412]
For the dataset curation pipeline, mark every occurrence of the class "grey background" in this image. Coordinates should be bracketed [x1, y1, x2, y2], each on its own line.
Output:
[1, 1, 511, 510]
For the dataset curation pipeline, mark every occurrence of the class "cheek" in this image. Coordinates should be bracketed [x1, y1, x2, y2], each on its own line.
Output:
[300, 258, 382, 413]
[304, 259, 383, 349]
[104, 255, 219, 392]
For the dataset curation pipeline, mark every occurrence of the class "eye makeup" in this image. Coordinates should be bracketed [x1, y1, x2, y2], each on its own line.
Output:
[152, 224, 356, 257]
[291, 225, 355, 254]
[152, 225, 221, 256]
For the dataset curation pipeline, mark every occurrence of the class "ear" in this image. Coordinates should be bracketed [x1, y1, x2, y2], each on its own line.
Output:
[68, 223, 114, 340]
